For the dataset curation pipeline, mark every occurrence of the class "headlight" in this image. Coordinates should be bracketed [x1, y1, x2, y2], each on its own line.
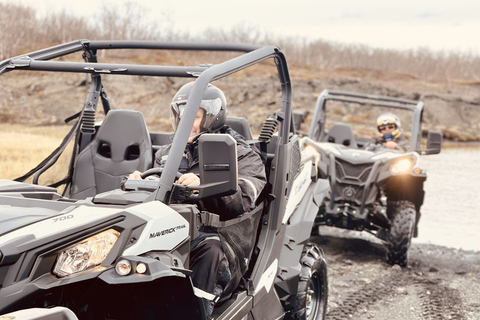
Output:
[390, 158, 413, 175]
[53, 229, 120, 277]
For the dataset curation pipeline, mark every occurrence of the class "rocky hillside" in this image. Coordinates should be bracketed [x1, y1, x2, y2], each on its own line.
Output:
[1, 65, 479, 142]
[289, 67, 480, 142]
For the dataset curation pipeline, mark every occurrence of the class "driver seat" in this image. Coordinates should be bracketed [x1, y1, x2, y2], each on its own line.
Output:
[327, 123, 358, 148]
[68, 110, 153, 199]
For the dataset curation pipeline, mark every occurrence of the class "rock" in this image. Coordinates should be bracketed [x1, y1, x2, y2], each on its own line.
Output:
[391, 264, 402, 272]
[343, 259, 354, 265]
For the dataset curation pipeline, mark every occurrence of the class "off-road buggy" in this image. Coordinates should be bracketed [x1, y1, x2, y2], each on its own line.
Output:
[0, 41, 329, 319]
[304, 90, 442, 267]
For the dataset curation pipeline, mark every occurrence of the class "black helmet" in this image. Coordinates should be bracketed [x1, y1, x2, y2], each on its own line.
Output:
[170, 81, 227, 133]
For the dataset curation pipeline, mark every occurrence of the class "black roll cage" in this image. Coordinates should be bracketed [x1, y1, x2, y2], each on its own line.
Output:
[308, 89, 425, 151]
[1, 40, 294, 203]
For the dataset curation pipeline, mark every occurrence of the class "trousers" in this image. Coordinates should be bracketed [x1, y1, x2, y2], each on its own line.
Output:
[190, 233, 231, 317]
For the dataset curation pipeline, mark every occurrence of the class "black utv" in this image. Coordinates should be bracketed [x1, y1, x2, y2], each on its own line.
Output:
[0, 41, 328, 319]
[305, 90, 442, 267]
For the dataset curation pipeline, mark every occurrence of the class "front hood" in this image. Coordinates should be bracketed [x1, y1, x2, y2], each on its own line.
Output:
[0, 205, 121, 247]
[0, 200, 189, 256]
[0, 179, 72, 238]
[0, 179, 58, 193]
[318, 142, 407, 162]
[0, 205, 62, 237]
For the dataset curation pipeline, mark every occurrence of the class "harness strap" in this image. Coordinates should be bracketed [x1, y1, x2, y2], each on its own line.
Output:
[14, 120, 80, 184]
[198, 204, 264, 229]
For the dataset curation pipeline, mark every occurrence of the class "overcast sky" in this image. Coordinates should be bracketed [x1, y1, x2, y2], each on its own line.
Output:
[5, 0, 480, 54]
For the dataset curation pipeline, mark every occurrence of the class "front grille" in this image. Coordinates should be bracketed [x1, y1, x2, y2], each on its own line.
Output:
[291, 139, 301, 179]
[335, 159, 373, 182]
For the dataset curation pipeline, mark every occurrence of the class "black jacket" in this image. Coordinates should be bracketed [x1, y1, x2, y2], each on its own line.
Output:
[364, 133, 409, 152]
[154, 126, 267, 220]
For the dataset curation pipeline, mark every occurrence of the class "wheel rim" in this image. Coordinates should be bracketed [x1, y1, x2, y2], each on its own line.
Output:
[306, 271, 325, 320]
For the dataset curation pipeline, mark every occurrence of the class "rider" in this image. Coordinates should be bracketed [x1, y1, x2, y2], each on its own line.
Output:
[126, 81, 267, 317]
[374, 113, 408, 151]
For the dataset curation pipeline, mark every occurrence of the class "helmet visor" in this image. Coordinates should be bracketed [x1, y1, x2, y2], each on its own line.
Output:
[198, 97, 222, 132]
[170, 101, 186, 130]
[171, 98, 223, 132]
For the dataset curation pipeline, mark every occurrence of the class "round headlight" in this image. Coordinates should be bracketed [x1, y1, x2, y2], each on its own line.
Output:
[136, 263, 147, 274]
[115, 259, 132, 276]
[391, 158, 413, 175]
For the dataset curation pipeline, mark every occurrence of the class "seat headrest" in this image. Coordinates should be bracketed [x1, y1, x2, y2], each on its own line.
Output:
[95, 110, 150, 162]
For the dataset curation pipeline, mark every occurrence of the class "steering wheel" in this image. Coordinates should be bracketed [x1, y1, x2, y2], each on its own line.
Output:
[141, 167, 183, 180]
[384, 141, 405, 152]
[363, 144, 377, 152]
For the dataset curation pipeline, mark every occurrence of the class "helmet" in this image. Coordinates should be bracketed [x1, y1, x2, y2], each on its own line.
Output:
[170, 81, 227, 133]
[377, 113, 401, 141]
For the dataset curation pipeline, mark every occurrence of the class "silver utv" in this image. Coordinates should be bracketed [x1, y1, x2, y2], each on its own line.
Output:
[305, 90, 442, 267]
[0, 41, 329, 320]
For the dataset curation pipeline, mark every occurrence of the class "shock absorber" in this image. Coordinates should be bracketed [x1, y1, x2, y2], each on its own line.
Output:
[259, 114, 278, 143]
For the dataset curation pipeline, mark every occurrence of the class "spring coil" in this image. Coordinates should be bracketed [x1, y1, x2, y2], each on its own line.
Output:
[80, 109, 96, 134]
[259, 117, 278, 143]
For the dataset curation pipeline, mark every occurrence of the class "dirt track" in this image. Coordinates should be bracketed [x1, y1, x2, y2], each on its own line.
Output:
[311, 227, 480, 320]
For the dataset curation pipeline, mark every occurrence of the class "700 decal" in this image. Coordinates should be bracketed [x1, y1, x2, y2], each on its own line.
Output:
[52, 214, 74, 223]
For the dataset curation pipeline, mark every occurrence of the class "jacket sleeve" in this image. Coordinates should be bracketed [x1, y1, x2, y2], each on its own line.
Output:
[203, 144, 267, 220]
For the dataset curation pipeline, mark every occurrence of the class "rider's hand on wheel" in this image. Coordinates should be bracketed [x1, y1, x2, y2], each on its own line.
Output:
[384, 141, 397, 149]
[128, 170, 143, 180]
[176, 172, 200, 186]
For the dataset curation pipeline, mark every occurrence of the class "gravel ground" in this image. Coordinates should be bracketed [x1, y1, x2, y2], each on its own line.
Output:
[1, 57, 479, 320]
[311, 227, 480, 320]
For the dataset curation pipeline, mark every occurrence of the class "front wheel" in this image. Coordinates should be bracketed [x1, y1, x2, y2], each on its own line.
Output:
[386, 200, 416, 267]
[285, 244, 328, 320]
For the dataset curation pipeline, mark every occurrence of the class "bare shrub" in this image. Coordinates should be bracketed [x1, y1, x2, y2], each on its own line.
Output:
[94, 2, 168, 40]
[38, 11, 94, 44]
[0, 3, 37, 58]
[201, 22, 265, 44]
[0, 3, 479, 82]
[279, 39, 480, 81]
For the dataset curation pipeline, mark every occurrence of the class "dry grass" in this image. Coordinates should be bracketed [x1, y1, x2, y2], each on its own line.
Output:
[0, 125, 72, 187]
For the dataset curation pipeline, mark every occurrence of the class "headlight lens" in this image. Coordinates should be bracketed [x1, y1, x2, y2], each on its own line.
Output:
[53, 229, 120, 277]
[390, 158, 413, 175]
[115, 259, 132, 276]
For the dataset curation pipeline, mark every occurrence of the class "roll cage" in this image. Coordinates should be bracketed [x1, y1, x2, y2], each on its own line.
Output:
[1, 40, 296, 203]
[308, 89, 442, 154]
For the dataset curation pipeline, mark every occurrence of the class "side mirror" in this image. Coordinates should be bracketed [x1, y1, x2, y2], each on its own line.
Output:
[292, 110, 306, 131]
[185, 133, 238, 199]
[422, 130, 442, 155]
